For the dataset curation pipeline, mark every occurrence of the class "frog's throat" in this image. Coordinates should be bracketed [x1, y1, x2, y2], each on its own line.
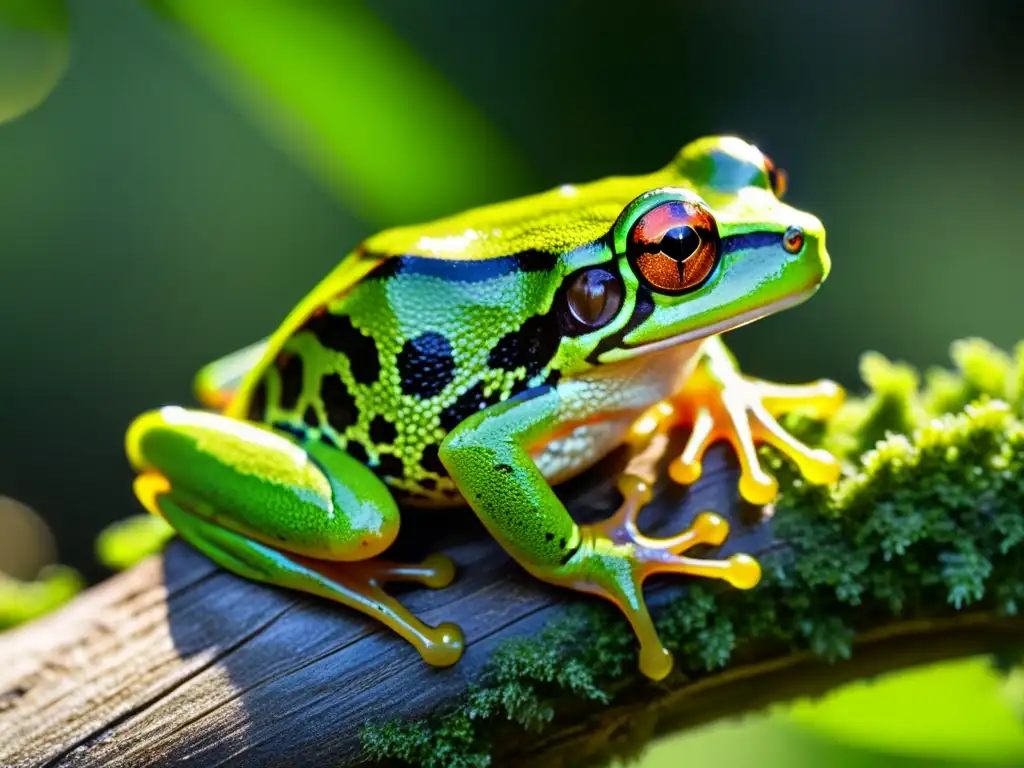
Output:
[607, 287, 816, 362]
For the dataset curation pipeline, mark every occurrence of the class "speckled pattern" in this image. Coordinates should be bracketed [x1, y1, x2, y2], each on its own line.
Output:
[246, 248, 679, 506]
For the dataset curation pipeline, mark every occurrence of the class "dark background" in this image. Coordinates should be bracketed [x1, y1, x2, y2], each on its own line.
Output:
[2, 0, 1023, 582]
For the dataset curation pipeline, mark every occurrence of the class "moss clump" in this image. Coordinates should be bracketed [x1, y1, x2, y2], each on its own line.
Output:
[361, 338, 1024, 767]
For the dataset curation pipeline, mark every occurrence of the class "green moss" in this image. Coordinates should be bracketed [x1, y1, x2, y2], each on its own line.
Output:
[361, 338, 1024, 767]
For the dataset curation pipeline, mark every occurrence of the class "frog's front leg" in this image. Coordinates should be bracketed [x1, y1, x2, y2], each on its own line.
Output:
[441, 386, 759, 681]
[631, 336, 845, 505]
[125, 407, 463, 666]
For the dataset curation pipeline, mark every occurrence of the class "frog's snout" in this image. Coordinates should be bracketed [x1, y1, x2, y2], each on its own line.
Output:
[786, 214, 830, 284]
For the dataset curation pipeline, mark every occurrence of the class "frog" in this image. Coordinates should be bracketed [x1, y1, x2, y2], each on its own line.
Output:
[125, 135, 844, 680]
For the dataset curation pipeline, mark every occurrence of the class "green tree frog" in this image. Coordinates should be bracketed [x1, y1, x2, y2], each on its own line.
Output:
[125, 136, 843, 680]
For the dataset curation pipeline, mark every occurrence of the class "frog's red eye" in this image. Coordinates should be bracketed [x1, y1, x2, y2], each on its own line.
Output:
[566, 267, 623, 328]
[765, 155, 788, 198]
[626, 200, 720, 295]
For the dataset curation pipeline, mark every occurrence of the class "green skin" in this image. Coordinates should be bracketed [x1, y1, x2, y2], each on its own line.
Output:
[126, 136, 842, 680]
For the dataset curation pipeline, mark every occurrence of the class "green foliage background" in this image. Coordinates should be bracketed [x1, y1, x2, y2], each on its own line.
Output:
[1, 0, 1023, 765]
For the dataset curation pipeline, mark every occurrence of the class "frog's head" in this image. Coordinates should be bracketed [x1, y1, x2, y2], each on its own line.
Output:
[556, 135, 830, 368]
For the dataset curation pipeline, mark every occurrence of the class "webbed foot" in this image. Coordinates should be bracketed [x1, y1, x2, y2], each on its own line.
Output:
[631, 339, 844, 505]
[546, 469, 759, 681]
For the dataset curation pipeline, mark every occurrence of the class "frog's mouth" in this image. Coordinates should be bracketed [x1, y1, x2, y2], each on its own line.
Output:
[610, 288, 816, 362]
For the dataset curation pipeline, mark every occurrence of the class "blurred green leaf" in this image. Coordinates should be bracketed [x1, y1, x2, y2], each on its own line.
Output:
[0, 566, 82, 629]
[786, 657, 1024, 764]
[0, 0, 69, 124]
[145, 0, 527, 226]
[96, 514, 175, 571]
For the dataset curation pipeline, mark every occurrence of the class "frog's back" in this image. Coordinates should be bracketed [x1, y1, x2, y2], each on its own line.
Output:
[227, 166, 677, 505]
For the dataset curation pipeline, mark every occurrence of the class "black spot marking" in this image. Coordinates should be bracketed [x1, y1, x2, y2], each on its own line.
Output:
[509, 377, 531, 398]
[419, 477, 438, 491]
[247, 380, 268, 422]
[559, 541, 578, 565]
[369, 415, 398, 445]
[347, 440, 369, 464]
[488, 315, 560, 378]
[374, 453, 405, 479]
[277, 354, 304, 410]
[721, 231, 784, 253]
[420, 443, 448, 476]
[559, 537, 567, 549]
[439, 381, 501, 432]
[320, 374, 358, 433]
[371, 250, 556, 283]
[494, 463, 514, 474]
[397, 332, 456, 399]
[302, 312, 381, 385]
[302, 405, 319, 428]
[585, 284, 656, 364]
[545, 532, 554, 541]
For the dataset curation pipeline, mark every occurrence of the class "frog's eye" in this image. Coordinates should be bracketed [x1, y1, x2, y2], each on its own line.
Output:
[764, 155, 788, 198]
[566, 267, 623, 328]
[626, 200, 720, 295]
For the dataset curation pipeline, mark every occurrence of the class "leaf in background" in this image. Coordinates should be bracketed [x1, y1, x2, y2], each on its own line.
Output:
[96, 514, 176, 571]
[0, 567, 82, 629]
[145, 0, 527, 227]
[0, 0, 69, 124]
[786, 657, 1024, 764]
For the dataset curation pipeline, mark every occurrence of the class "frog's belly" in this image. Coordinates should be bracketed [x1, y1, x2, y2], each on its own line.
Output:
[531, 338, 703, 485]
[401, 338, 703, 507]
[531, 417, 635, 486]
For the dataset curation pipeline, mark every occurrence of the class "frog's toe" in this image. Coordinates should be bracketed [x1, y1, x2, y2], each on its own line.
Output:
[552, 479, 761, 681]
[665, 375, 843, 504]
[757, 378, 845, 419]
[425, 622, 465, 667]
[668, 407, 715, 485]
[419, 554, 457, 589]
[354, 554, 456, 590]
[748, 401, 842, 487]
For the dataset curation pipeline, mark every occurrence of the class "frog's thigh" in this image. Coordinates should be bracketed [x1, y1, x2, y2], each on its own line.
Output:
[127, 406, 398, 559]
[126, 407, 463, 666]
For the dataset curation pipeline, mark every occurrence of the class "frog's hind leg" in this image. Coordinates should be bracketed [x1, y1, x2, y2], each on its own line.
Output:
[143, 485, 463, 666]
[193, 338, 270, 411]
[128, 408, 464, 666]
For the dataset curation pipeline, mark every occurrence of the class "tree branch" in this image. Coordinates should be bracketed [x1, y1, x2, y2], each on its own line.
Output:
[1, 397, 1023, 768]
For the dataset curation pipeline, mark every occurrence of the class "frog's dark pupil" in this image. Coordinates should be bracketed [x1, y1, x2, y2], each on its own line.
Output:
[658, 226, 701, 261]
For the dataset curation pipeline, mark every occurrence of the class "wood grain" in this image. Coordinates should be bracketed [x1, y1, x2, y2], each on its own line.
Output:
[0, 444, 1018, 767]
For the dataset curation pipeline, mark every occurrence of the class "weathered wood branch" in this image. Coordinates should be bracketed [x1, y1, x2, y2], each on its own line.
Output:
[0, 436, 1021, 768]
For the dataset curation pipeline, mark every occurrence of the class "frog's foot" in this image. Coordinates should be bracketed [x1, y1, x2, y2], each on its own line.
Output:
[290, 553, 464, 666]
[549, 474, 761, 681]
[138, 473, 465, 667]
[633, 366, 844, 506]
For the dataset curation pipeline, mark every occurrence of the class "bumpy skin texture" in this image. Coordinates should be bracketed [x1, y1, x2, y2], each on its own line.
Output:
[127, 135, 844, 679]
